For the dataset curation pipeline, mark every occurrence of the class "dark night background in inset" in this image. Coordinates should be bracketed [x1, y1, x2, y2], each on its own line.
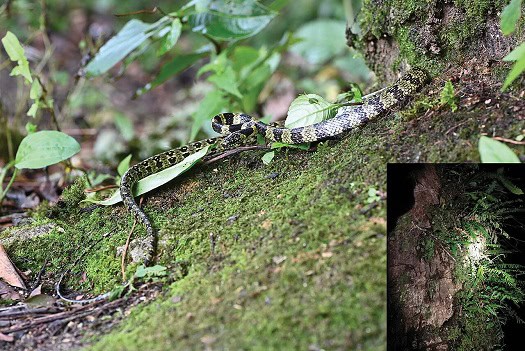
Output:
[387, 163, 525, 350]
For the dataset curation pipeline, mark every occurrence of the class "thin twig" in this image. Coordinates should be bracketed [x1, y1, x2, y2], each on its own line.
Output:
[85, 184, 119, 193]
[490, 136, 525, 145]
[0, 299, 108, 334]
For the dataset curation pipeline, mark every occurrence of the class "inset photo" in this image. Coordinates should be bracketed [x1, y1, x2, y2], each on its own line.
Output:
[388, 164, 525, 351]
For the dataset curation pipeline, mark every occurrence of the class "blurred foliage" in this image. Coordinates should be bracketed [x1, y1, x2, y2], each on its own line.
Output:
[0, 0, 371, 180]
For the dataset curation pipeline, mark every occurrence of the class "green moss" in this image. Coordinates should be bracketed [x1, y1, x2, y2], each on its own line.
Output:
[358, 0, 512, 77]
[60, 176, 88, 208]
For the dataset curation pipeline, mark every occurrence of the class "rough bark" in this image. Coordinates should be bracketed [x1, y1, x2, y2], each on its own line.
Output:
[388, 165, 462, 350]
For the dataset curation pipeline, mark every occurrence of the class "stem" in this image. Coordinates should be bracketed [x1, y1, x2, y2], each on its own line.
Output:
[0, 100, 14, 160]
[203, 34, 221, 54]
[0, 166, 18, 209]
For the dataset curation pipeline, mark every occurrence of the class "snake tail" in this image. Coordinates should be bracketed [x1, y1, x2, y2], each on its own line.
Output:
[120, 137, 221, 264]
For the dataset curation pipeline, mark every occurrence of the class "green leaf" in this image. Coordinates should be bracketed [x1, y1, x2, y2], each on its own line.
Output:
[29, 79, 43, 99]
[207, 66, 243, 98]
[478, 136, 520, 163]
[337, 83, 363, 103]
[157, 18, 182, 56]
[242, 63, 272, 111]
[498, 176, 524, 195]
[15, 131, 81, 169]
[134, 264, 167, 279]
[85, 146, 209, 206]
[197, 51, 228, 77]
[25, 122, 37, 134]
[285, 94, 336, 128]
[114, 113, 135, 141]
[188, 0, 276, 40]
[502, 55, 525, 91]
[85, 18, 168, 77]
[268, 0, 289, 11]
[27, 103, 39, 118]
[1, 31, 32, 83]
[190, 90, 228, 141]
[503, 42, 525, 61]
[290, 20, 347, 64]
[501, 0, 522, 35]
[271, 142, 310, 150]
[261, 151, 274, 165]
[231, 46, 261, 77]
[117, 154, 132, 177]
[136, 53, 206, 96]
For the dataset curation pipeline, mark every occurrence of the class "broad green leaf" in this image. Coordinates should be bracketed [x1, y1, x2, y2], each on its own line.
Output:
[478, 136, 520, 163]
[502, 56, 525, 91]
[290, 20, 347, 65]
[188, 0, 276, 40]
[190, 90, 228, 141]
[501, 0, 522, 35]
[242, 63, 272, 111]
[157, 18, 182, 56]
[117, 154, 132, 177]
[503, 42, 525, 61]
[85, 18, 168, 77]
[231, 46, 260, 77]
[136, 53, 206, 96]
[285, 94, 336, 128]
[208, 66, 243, 98]
[85, 146, 209, 206]
[1, 32, 32, 83]
[15, 131, 81, 169]
[261, 151, 274, 165]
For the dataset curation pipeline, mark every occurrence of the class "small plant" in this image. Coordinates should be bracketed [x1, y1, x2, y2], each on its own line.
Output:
[433, 169, 525, 349]
[366, 187, 381, 203]
[109, 264, 168, 300]
[0, 32, 81, 208]
[440, 80, 458, 112]
[500, 0, 524, 91]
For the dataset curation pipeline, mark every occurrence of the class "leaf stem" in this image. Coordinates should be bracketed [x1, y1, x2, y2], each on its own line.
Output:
[0, 166, 18, 209]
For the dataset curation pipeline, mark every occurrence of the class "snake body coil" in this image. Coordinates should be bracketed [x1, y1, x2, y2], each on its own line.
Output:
[121, 67, 429, 264]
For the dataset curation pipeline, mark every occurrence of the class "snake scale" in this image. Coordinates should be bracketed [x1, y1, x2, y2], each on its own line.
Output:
[58, 68, 428, 304]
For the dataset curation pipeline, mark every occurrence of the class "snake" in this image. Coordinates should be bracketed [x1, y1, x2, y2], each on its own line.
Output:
[58, 67, 428, 304]
[121, 67, 428, 264]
